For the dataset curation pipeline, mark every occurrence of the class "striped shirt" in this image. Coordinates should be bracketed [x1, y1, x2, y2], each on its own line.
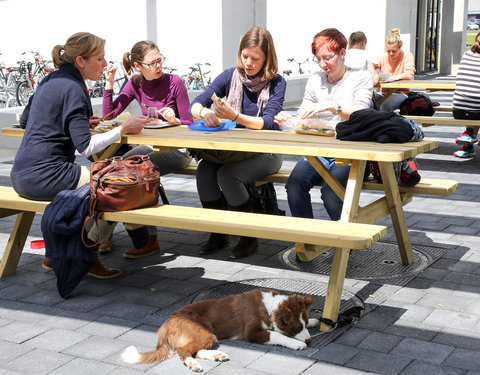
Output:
[453, 50, 480, 112]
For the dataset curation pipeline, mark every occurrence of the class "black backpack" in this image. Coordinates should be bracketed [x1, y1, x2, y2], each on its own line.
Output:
[399, 91, 438, 116]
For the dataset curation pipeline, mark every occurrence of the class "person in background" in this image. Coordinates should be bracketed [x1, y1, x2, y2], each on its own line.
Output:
[369, 28, 415, 112]
[275, 28, 373, 223]
[345, 31, 371, 69]
[190, 26, 286, 259]
[452, 31, 480, 158]
[101, 40, 193, 258]
[10, 32, 149, 278]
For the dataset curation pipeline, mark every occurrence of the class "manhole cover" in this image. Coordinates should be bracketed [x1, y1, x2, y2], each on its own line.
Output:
[281, 242, 443, 283]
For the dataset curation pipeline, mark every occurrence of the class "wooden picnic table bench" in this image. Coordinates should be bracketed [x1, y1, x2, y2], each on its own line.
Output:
[1, 124, 455, 330]
[405, 114, 480, 128]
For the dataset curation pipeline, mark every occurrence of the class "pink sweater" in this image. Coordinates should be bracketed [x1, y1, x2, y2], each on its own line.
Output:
[376, 50, 416, 94]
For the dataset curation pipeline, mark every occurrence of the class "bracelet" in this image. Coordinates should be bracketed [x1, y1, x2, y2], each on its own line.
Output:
[199, 107, 205, 118]
[233, 112, 239, 121]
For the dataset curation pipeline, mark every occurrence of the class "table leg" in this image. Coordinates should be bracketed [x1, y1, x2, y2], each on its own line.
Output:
[377, 162, 414, 265]
[0, 212, 35, 278]
[320, 160, 365, 331]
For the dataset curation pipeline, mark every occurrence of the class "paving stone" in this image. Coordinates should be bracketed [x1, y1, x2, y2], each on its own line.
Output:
[62, 335, 129, 360]
[24, 328, 90, 352]
[49, 357, 117, 375]
[54, 295, 111, 313]
[334, 327, 372, 347]
[302, 362, 371, 374]
[0, 340, 33, 362]
[390, 337, 454, 364]
[433, 327, 480, 351]
[116, 324, 158, 346]
[423, 308, 479, 330]
[310, 342, 359, 364]
[444, 347, 480, 371]
[42, 309, 99, 330]
[76, 316, 139, 338]
[399, 359, 466, 375]
[345, 349, 411, 375]
[246, 351, 315, 374]
[358, 331, 403, 353]
[0, 321, 48, 343]
[5, 348, 73, 375]
[215, 341, 266, 367]
[89, 300, 159, 321]
[205, 363, 271, 374]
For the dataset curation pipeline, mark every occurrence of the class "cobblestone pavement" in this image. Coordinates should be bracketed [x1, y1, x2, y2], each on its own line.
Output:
[0, 77, 480, 374]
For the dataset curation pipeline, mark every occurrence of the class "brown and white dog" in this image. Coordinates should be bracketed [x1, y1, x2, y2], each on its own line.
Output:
[122, 288, 319, 372]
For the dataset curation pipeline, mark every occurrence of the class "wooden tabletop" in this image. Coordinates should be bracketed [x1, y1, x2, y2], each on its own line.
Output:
[379, 79, 456, 91]
[2, 125, 438, 162]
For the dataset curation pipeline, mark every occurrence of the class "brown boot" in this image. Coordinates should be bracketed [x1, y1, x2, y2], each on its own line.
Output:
[88, 248, 121, 279]
[98, 235, 113, 254]
[199, 196, 229, 255]
[42, 257, 53, 271]
[199, 233, 229, 255]
[227, 200, 259, 258]
[123, 235, 160, 259]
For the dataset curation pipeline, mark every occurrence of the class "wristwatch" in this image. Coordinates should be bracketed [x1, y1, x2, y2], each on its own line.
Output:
[333, 105, 342, 115]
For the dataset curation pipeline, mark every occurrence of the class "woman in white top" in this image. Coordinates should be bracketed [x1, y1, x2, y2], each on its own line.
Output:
[275, 28, 373, 220]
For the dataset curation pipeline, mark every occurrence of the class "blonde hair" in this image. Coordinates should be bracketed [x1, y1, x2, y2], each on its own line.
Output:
[51, 32, 105, 69]
[235, 26, 278, 81]
[385, 28, 403, 48]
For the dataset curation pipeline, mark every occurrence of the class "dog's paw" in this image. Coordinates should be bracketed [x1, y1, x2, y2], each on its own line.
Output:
[289, 341, 307, 350]
[121, 345, 140, 364]
[307, 318, 320, 328]
[185, 357, 203, 372]
[197, 349, 228, 362]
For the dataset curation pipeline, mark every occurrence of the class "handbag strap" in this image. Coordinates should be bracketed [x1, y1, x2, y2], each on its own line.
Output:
[81, 213, 102, 248]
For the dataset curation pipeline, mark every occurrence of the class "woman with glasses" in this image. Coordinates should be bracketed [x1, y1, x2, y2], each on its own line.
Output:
[101, 40, 193, 259]
[369, 28, 416, 112]
[275, 28, 373, 222]
[189, 26, 286, 259]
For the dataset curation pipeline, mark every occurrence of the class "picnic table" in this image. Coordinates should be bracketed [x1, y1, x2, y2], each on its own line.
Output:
[1, 124, 449, 331]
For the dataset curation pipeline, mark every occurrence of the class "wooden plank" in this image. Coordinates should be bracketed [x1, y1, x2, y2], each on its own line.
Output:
[0, 212, 35, 277]
[102, 205, 386, 250]
[379, 79, 455, 91]
[406, 115, 480, 126]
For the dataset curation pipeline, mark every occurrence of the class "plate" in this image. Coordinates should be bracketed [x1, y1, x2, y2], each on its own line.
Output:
[144, 121, 179, 129]
[94, 119, 124, 132]
[188, 120, 237, 131]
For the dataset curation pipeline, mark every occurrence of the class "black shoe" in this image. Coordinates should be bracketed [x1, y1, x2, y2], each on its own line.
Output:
[200, 233, 229, 255]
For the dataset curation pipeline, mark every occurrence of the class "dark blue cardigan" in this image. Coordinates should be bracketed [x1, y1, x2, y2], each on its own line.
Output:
[11, 64, 93, 200]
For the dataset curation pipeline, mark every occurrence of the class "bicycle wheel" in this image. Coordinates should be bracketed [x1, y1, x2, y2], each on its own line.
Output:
[16, 81, 33, 106]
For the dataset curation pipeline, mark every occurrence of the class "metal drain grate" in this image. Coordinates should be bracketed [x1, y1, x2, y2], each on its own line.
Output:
[280, 242, 445, 285]
[190, 278, 363, 349]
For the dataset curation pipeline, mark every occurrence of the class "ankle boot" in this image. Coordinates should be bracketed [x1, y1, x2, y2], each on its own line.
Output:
[88, 247, 121, 279]
[42, 257, 53, 271]
[199, 196, 229, 255]
[123, 235, 161, 259]
[227, 200, 259, 259]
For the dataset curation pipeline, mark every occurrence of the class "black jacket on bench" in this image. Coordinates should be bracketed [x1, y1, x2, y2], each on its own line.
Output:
[41, 184, 94, 298]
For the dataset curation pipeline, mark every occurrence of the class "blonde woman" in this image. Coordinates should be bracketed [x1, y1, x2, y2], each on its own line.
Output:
[369, 28, 416, 111]
[11, 32, 149, 280]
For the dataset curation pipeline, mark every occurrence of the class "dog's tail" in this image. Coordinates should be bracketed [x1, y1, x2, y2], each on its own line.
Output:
[121, 345, 173, 364]
[121, 325, 172, 364]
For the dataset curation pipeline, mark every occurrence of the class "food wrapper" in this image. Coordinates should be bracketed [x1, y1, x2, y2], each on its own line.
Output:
[117, 112, 132, 121]
[211, 93, 224, 103]
[295, 118, 335, 136]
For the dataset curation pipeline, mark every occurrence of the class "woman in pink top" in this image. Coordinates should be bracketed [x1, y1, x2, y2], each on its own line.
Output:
[369, 28, 416, 112]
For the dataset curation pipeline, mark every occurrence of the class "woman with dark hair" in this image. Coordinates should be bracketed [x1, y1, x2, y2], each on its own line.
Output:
[275, 28, 373, 222]
[101, 40, 194, 258]
[189, 26, 286, 259]
[11, 32, 149, 279]
[452, 31, 480, 158]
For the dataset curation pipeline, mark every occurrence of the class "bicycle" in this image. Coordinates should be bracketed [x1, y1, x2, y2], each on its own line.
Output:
[89, 61, 129, 98]
[287, 58, 310, 75]
[181, 63, 211, 90]
[15, 52, 53, 106]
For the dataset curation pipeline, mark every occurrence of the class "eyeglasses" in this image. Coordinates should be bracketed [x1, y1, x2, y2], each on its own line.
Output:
[314, 53, 337, 64]
[138, 55, 165, 68]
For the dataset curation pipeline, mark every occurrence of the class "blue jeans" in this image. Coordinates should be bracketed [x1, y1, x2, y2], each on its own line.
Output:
[286, 157, 350, 220]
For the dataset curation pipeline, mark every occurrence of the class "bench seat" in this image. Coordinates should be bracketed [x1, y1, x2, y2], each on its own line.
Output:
[405, 115, 480, 127]
[0, 185, 386, 276]
[176, 164, 459, 196]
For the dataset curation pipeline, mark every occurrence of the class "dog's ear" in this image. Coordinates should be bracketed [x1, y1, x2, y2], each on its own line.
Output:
[301, 294, 315, 307]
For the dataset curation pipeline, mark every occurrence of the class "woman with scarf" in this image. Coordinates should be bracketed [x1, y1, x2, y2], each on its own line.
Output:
[190, 26, 286, 259]
[369, 28, 415, 112]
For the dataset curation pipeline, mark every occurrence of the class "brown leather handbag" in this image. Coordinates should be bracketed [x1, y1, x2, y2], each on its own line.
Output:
[82, 155, 168, 247]
[89, 155, 166, 213]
